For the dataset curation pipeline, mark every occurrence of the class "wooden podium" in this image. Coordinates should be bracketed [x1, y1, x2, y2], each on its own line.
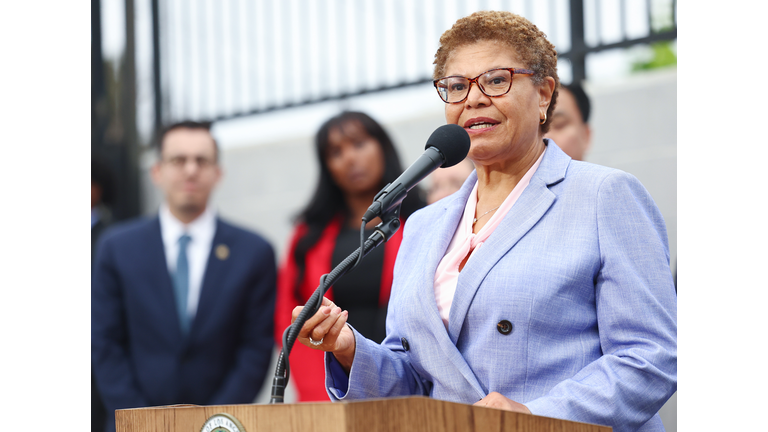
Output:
[115, 396, 611, 432]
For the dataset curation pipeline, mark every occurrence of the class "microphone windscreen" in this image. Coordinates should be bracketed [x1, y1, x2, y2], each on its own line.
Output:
[425, 124, 471, 168]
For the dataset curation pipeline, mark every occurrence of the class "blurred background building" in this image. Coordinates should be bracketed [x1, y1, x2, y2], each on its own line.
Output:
[91, 0, 676, 427]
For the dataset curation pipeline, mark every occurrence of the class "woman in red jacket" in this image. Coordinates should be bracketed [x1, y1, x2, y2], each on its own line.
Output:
[275, 111, 425, 401]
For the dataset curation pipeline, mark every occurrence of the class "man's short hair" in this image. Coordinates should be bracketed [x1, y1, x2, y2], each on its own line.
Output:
[564, 83, 591, 124]
[157, 120, 220, 159]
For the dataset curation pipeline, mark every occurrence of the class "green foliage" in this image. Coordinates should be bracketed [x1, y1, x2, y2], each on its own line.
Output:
[631, 41, 677, 72]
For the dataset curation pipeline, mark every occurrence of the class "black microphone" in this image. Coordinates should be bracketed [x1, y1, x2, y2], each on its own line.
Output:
[363, 124, 470, 222]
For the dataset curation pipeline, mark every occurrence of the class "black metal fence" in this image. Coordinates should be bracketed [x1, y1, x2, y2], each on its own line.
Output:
[150, 0, 676, 129]
[91, 0, 676, 221]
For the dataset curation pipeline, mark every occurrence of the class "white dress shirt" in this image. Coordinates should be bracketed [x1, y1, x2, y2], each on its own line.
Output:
[159, 204, 217, 323]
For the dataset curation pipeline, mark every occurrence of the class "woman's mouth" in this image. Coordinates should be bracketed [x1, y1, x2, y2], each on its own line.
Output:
[464, 118, 500, 133]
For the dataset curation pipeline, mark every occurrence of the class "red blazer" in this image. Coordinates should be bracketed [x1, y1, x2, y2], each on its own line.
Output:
[274, 216, 403, 401]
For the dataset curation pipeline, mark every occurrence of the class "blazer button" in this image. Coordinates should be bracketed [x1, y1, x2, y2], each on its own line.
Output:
[401, 337, 410, 351]
[497, 320, 513, 335]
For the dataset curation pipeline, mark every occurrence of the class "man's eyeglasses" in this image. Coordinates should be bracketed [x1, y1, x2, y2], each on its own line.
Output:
[162, 155, 217, 169]
[433, 68, 535, 104]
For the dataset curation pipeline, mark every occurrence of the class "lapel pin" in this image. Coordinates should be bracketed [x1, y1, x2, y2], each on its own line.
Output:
[215, 244, 230, 260]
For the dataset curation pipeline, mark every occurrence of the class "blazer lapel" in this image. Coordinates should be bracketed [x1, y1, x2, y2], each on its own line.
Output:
[448, 143, 570, 341]
[413, 171, 488, 399]
[416, 172, 476, 326]
[144, 217, 186, 340]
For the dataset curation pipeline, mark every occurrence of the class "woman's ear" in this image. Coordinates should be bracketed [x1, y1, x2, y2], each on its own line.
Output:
[538, 76, 556, 110]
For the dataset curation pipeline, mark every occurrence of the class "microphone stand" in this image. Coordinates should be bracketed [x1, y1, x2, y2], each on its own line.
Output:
[269, 206, 403, 404]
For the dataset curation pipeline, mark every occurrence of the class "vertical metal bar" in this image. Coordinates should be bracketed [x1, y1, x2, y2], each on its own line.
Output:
[183, 0, 193, 118]
[264, 0, 273, 105]
[237, 0, 244, 111]
[123, 0, 141, 218]
[595, 0, 602, 44]
[213, 0, 223, 116]
[415, 0, 424, 80]
[549, 0, 558, 46]
[249, 0, 258, 110]
[91, 0, 106, 148]
[569, 0, 586, 83]
[673, 0, 676, 26]
[283, 0, 293, 103]
[435, 0, 443, 65]
[359, 0, 367, 92]
[646, 0, 653, 33]
[199, 0, 208, 118]
[233, 0, 243, 112]
[162, 0, 173, 123]
[377, 0, 385, 87]
[338, 0, 347, 95]
[397, 0, 406, 85]
[151, 0, 162, 133]
[619, 0, 626, 41]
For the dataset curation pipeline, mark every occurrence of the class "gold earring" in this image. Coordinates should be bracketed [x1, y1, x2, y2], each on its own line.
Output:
[539, 112, 547, 125]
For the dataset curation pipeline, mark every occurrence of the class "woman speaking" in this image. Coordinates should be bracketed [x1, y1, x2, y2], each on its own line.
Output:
[291, 11, 676, 432]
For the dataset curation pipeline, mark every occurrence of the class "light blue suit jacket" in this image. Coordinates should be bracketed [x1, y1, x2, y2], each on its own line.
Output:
[326, 142, 677, 432]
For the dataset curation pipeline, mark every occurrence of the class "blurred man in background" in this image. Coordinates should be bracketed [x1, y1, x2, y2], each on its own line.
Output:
[91, 121, 277, 432]
[91, 156, 114, 263]
[91, 155, 114, 432]
[545, 82, 592, 161]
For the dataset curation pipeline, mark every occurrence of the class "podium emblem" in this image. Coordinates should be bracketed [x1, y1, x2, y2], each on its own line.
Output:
[200, 413, 246, 432]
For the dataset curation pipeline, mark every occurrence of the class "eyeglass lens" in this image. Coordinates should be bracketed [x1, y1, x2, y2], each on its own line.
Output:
[165, 155, 215, 168]
[436, 69, 513, 103]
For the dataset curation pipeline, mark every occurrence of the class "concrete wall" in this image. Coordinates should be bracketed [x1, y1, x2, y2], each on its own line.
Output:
[140, 67, 676, 426]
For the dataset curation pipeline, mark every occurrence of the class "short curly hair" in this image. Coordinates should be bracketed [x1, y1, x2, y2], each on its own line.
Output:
[433, 11, 560, 133]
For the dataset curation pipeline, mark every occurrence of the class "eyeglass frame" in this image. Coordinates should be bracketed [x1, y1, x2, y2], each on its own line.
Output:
[161, 155, 218, 170]
[433, 67, 535, 104]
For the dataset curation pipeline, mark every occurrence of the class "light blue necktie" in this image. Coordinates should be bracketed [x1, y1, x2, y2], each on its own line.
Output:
[173, 234, 192, 335]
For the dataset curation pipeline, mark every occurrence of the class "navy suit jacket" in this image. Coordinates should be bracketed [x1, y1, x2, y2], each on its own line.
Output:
[92, 215, 276, 432]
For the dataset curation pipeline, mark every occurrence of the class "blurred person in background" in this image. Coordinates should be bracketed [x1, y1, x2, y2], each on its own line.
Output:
[291, 11, 676, 432]
[544, 82, 592, 161]
[91, 155, 114, 432]
[426, 158, 475, 204]
[92, 121, 276, 432]
[92, 156, 114, 263]
[275, 111, 426, 402]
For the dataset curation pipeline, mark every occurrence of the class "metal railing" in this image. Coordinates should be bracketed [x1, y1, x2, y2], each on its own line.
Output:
[150, 0, 676, 132]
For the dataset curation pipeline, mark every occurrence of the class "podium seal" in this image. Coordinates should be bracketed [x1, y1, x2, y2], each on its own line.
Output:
[200, 413, 246, 432]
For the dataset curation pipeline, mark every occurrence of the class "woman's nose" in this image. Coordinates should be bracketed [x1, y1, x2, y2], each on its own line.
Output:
[341, 146, 359, 166]
[465, 83, 490, 107]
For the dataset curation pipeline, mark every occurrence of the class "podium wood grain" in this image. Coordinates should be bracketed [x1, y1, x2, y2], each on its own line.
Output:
[115, 396, 612, 432]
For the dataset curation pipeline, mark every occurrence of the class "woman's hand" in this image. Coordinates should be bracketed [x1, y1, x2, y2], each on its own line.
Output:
[474, 392, 531, 414]
[291, 296, 356, 372]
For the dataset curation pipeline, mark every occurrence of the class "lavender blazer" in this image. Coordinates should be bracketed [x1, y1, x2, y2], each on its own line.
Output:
[326, 141, 677, 432]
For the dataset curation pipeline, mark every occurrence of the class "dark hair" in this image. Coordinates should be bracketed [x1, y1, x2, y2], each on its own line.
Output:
[563, 83, 591, 124]
[292, 111, 425, 299]
[91, 155, 115, 206]
[157, 120, 220, 160]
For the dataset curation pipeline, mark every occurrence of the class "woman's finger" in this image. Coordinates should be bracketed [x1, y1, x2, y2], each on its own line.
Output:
[327, 310, 349, 348]
[291, 297, 336, 327]
[307, 306, 343, 341]
[308, 309, 349, 350]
